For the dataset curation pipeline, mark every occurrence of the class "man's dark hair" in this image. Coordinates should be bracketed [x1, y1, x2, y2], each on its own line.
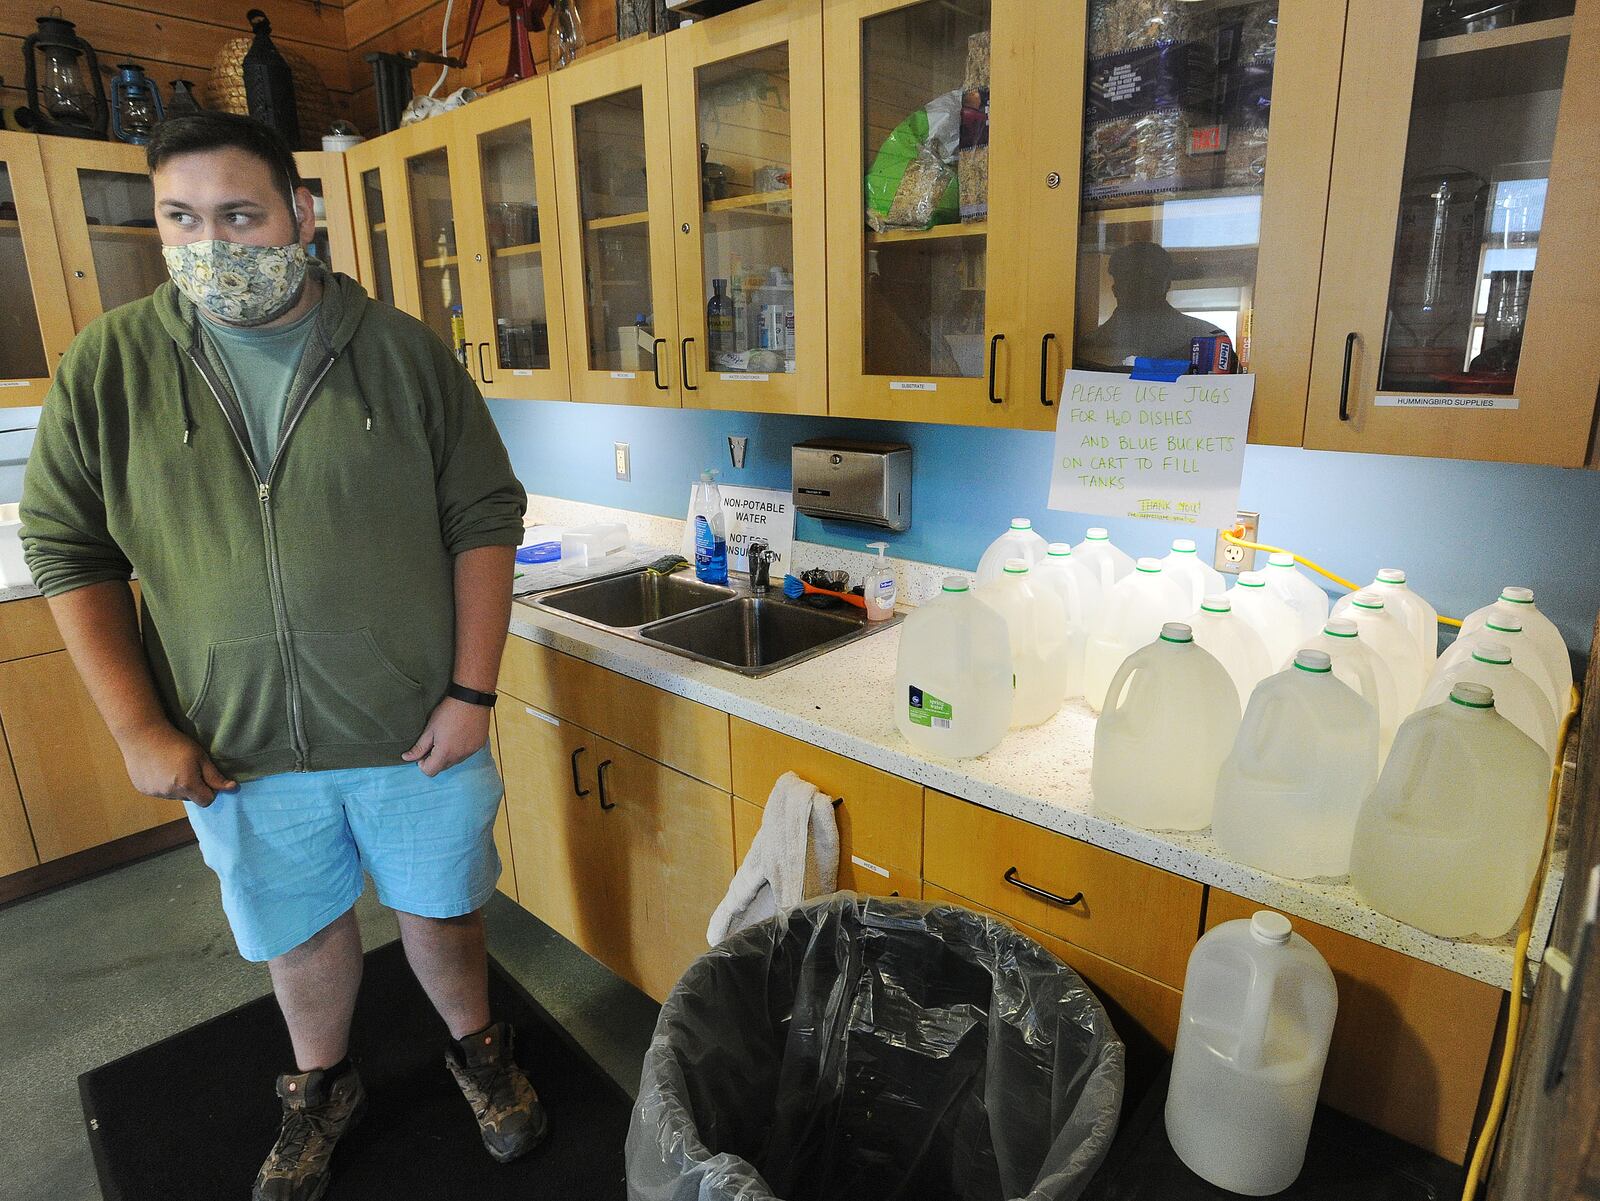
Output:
[146, 112, 303, 210]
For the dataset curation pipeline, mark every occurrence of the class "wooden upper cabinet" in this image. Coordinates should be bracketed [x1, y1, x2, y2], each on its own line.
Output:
[0, 131, 74, 406]
[551, 36, 682, 407]
[293, 150, 359, 280]
[666, 0, 827, 416]
[451, 78, 572, 402]
[1306, 0, 1600, 465]
[384, 118, 474, 368]
[344, 136, 410, 312]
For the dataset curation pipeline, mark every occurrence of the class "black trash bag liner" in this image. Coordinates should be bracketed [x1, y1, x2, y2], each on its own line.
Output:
[626, 894, 1124, 1201]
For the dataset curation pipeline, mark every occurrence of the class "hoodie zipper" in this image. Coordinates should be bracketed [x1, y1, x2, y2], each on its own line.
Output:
[185, 345, 340, 772]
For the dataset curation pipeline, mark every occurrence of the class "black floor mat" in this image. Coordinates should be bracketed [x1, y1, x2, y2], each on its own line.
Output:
[79, 940, 632, 1200]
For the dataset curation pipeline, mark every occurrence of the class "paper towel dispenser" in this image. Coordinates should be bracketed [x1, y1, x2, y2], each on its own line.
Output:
[792, 439, 911, 531]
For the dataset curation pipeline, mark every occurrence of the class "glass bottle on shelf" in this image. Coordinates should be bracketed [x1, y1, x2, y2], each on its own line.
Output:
[549, 0, 585, 71]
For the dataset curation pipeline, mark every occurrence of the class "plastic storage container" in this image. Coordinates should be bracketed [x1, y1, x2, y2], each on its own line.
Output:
[1092, 622, 1241, 831]
[1459, 587, 1573, 703]
[559, 521, 628, 568]
[1419, 643, 1558, 759]
[1300, 618, 1401, 765]
[980, 559, 1072, 727]
[1213, 650, 1379, 880]
[1437, 613, 1562, 723]
[626, 895, 1124, 1201]
[976, 517, 1049, 585]
[1032, 543, 1102, 698]
[1165, 911, 1337, 1196]
[1336, 591, 1429, 713]
[1262, 552, 1331, 644]
[1187, 595, 1273, 710]
[1228, 571, 1304, 669]
[893, 576, 1013, 758]
[1162, 538, 1225, 611]
[1350, 682, 1551, 939]
[1073, 526, 1135, 592]
[1083, 557, 1192, 712]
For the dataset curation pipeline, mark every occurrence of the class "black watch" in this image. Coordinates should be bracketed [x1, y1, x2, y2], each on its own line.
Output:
[446, 682, 498, 708]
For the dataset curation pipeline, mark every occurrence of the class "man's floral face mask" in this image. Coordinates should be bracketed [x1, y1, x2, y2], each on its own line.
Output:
[162, 239, 309, 326]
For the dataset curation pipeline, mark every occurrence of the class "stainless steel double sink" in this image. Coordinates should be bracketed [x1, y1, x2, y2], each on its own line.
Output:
[524, 567, 898, 677]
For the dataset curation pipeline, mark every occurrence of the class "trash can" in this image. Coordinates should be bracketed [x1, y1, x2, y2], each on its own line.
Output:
[626, 894, 1125, 1201]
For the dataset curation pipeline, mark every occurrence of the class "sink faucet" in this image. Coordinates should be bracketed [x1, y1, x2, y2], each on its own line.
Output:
[748, 539, 778, 595]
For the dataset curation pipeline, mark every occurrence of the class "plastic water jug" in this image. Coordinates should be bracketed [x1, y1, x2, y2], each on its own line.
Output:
[1350, 682, 1550, 939]
[1337, 591, 1429, 712]
[1032, 543, 1103, 698]
[1437, 613, 1561, 724]
[1165, 911, 1337, 1196]
[893, 576, 1013, 758]
[1262, 552, 1330, 644]
[1091, 623, 1241, 830]
[979, 559, 1072, 727]
[1460, 587, 1573, 703]
[1367, 568, 1438, 663]
[1187, 595, 1272, 710]
[976, 517, 1048, 586]
[1229, 571, 1303, 668]
[1300, 618, 1401, 766]
[1162, 538, 1225, 611]
[1073, 527, 1135, 592]
[1420, 643, 1558, 759]
[1083, 558, 1192, 712]
[1214, 650, 1379, 879]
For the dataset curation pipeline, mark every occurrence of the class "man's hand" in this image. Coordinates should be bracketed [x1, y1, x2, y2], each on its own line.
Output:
[119, 720, 239, 806]
[403, 697, 491, 777]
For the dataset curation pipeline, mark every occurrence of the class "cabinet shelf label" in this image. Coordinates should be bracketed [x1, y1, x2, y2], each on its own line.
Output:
[610, 371, 638, 380]
[1374, 393, 1520, 410]
[720, 373, 770, 382]
[890, 381, 937, 392]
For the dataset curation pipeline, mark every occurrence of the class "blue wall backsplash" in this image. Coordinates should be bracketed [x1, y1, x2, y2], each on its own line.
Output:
[487, 397, 1600, 656]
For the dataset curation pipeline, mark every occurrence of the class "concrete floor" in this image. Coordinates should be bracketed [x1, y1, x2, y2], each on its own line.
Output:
[0, 845, 661, 1201]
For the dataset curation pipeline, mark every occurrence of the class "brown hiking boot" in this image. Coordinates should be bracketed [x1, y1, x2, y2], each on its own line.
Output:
[446, 1021, 549, 1163]
[252, 1063, 367, 1201]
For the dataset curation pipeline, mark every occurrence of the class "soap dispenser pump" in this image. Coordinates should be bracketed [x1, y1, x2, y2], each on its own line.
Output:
[865, 541, 896, 622]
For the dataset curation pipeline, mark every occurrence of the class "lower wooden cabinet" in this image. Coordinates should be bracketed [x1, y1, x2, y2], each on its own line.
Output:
[0, 738, 35, 876]
[487, 716, 518, 904]
[733, 795, 921, 899]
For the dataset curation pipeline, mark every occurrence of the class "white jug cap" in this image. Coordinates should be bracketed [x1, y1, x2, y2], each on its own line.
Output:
[1500, 586, 1535, 604]
[1294, 649, 1333, 673]
[1159, 622, 1194, 644]
[1003, 558, 1030, 574]
[1472, 642, 1512, 665]
[1251, 911, 1292, 945]
[1486, 615, 1524, 633]
[1376, 567, 1407, 584]
[1323, 617, 1358, 637]
[1171, 538, 1197, 553]
[1010, 517, 1033, 530]
[941, 576, 970, 593]
[1237, 571, 1265, 587]
[1200, 595, 1232, 613]
[1450, 682, 1495, 709]
[1351, 590, 1386, 610]
[1085, 527, 1109, 540]
[1136, 557, 1162, 573]
[1047, 542, 1073, 556]
[1268, 551, 1295, 567]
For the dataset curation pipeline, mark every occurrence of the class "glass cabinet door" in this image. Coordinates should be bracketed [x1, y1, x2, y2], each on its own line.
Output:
[667, 0, 826, 415]
[40, 141, 165, 329]
[0, 132, 74, 403]
[1308, 1, 1599, 465]
[399, 134, 469, 363]
[551, 34, 681, 406]
[358, 166, 397, 306]
[292, 151, 357, 279]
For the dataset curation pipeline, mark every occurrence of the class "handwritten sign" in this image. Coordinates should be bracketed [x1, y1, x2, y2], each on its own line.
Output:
[681, 485, 795, 575]
[1047, 368, 1254, 528]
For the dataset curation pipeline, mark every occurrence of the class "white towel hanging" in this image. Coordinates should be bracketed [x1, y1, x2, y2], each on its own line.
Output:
[706, 771, 839, 945]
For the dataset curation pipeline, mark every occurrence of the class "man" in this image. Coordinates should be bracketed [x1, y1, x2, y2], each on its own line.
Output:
[20, 112, 544, 1201]
[1076, 240, 1224, 370]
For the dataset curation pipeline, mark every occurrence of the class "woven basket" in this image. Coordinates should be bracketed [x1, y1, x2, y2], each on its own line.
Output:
[204, 36, 335, 149]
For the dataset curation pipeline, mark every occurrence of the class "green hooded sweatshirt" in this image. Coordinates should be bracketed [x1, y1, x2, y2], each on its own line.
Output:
[20, 271, 527, 781]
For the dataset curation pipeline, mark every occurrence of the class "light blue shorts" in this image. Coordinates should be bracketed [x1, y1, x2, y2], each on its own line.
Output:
[185, 746, 503, 962]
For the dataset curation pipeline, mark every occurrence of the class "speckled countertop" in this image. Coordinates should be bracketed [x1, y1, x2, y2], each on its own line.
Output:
[507, 593, 1564, 992]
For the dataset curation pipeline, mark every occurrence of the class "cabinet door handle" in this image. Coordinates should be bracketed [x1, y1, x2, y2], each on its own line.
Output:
[652, 338, 668, 390]
[597, 758, 616, 810]
[1338, 331, 1358, 422]
[1039, 332, 1057, 406]
[477, 341, 493, 384]
[988, 333, 1005, 404]
[681, 337, 697, 391]
[569, 746, 590, 798]
[1004, 865, 1083, 907]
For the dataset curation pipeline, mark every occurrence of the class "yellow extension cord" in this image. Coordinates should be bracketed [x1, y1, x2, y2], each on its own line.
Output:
[1219, 526, 1582, 1201]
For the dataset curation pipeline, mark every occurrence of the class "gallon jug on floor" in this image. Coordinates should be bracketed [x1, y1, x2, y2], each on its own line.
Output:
[1187, 595, 1273, 710]
[1229, 571, 1304, 668]
[1350, 682, 1550, 939]
[1300, 618, 1401, 765]
[1337, 591, 1429, 712]
[893, 576, 1013, 758]
[1213, 650, 1379, 879]
[976, 517, 1049, 586]
[1165, 911, 1337, 1196]
[1073, 527, 1135, 592]
[1162, 538, 1225, 611]
[1091, 623, 1240, 830]
[1032, 543, 1102, 698]
[1083, 558, 1192, 712]
[1263, 552, 1331, 644]
[1459, 587, 1573, 703]
[1437, 613, 1561, 723]
[1419, 643, 1558, 759]
[979, 559, 1072, 726]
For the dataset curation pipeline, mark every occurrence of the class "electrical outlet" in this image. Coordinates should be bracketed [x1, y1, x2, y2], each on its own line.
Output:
[1215, 509, 1259, 575]
[614, 442, 631, 481]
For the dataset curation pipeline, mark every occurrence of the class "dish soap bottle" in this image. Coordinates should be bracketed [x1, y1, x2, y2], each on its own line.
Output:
[865, 541, 896, 622]
[692, 470, 728, 585]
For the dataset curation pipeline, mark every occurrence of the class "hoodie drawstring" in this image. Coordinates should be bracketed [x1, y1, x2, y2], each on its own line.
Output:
[174, 342, 196, 445]
[351, 363, 374, 433]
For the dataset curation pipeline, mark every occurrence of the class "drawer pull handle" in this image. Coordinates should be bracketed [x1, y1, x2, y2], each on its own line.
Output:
[569, 746, 590, 798]
[652, 339, 669, 391]
[598, 758, 616, 810]
[1004, 866, 1083, 908]
[832, 796, 844, 809]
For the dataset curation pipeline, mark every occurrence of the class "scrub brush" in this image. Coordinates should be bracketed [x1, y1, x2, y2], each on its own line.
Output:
[644, 554, 689, 575]
[783, 574, 867, 609]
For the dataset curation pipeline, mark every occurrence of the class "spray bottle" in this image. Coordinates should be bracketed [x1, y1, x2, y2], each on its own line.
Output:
[692, 469, 728, 585]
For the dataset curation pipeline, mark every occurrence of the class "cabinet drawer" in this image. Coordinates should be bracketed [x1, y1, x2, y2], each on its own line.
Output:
[731, 717, 922, 877]
[499, 635, 731, 789]
[733, 796, 920, 900]
[924, 790, 1201, 988]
